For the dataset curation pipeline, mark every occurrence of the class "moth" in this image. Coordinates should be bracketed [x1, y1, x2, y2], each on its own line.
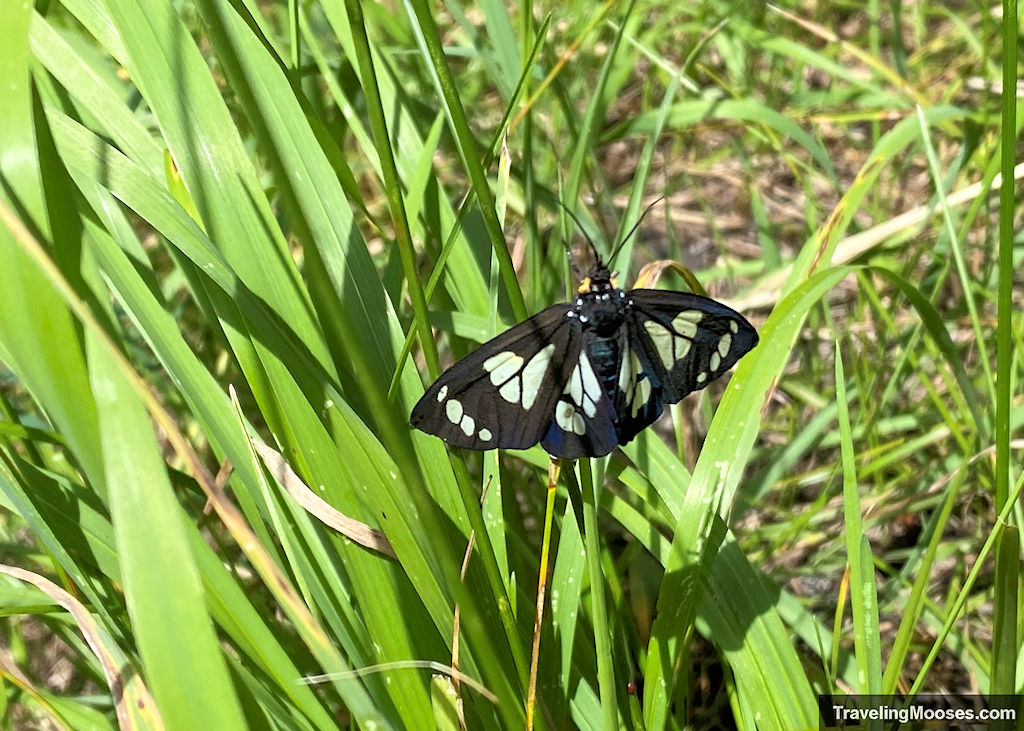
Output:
[411, 238, 757, 459]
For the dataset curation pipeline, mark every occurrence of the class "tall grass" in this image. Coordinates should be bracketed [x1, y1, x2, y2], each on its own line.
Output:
[0, 0, 1020, 728]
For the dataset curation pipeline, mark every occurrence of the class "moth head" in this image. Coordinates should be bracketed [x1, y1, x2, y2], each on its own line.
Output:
[558, 197, 664, 291]
[576, 267, 618, 294]
[570, 238, 608, 286]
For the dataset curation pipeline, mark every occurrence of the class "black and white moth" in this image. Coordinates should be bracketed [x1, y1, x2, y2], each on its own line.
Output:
[411, 247, 757, 459]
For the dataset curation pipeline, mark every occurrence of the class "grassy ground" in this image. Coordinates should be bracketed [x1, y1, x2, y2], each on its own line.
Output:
[0, 0, 1021, 728]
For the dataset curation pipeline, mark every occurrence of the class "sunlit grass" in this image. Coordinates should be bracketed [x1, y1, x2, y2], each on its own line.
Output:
[0, 0, 1020, 728]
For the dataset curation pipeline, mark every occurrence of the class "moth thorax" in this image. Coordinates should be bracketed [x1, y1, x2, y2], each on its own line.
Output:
[580, 292, 627, 336]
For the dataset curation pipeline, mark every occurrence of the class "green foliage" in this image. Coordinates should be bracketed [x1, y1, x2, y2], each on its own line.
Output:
[0, 0, 1020, 728]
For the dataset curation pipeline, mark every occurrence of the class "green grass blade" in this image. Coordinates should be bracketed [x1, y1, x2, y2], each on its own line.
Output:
[612, 74, 680, 283]
[882, 467, 968, 693]
[644, 267, 853, 729]
[835, 346, 882, 694]
[604, 488, 818, 729]
[781, 106, 966, 296]
[88, 341, 248, 730]
[29, 13, 163, 175]
[562, 0, 635, 219]
[995, 0, 1018, 512]
[868, 267, 985, 434]
[990, 0, 1019, 696]
[0, 2, 104, 489]
[579, 459, 618, 729]
[916, 106, 996, 406]
[344, 0, 440, 379]
[910, 478, 1024, 695]
[0, 564, 153, 730]
[990, 526, 1019, 695]
[405, 0, 527, 322]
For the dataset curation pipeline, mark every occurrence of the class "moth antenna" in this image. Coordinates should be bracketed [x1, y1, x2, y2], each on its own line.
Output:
[608, 196, 665, 268]
[555, 200, 602, 267]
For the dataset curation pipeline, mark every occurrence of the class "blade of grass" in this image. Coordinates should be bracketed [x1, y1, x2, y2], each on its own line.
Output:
[881, 465, 967, 692]
[508, 0, 616, 133]
[526, 460, 559, 731]
[0, 0, 105, 489]
[345, 0, 439, 379]
[915, 106, 995, 407]
[0, 454, 123, 629]
[549, 483, 586, 722]
[602, 487, 818, 728]
[300, 7, 489, 320]
[404, 0, 527, 322]
[84, 0, 330, 372]
[644, 266, 853, 729]
[990, 0, 1019, 696]
[990, 526, 1019, 695]
[768, 5, 939, 113]
[869, 267, 985, 436]
[780, 105, 966, 297]
[381, 14, 553, 400]
[0, 197, 392, 727]
[1, 447, 340, 728]
[578, 458, 617, 729]
[835, 346, 882, 694]
[563, 0, 636, 225]
[29, 13, 164, 175]
[88, 339, 247, 730]
[447, 0, 520, 101]
[132, 6, 503, 720]
[0, 564, 159, 729]
[610, 73, 680, 284]
[909, 472, 1024, 695]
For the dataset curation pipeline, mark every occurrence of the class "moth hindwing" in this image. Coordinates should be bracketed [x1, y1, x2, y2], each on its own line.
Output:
[411, 260, 757, 459]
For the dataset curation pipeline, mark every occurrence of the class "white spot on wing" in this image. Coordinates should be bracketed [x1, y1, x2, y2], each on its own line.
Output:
[499, 378, 520, 403]
[580, 353, 601, 401]
[729, 320, 739, 334]
[643, 321, 675, 368]
[567, 365, 584, 405]
[459, 414, 475, 437]
[672, 312, 700, 339]
[555, 402, 576, 431]
[710, 352, 721, 372]
[632, 377, 651, 417]
[565, 353, 601, 418]
[555, 401, 586, 435]
[484, 351, 524, 385]
[631, 351, 644, 381]
[667, 315, 695, 360]
[620, 350, 648, 417]
[696, 371, 707, 383]
[617, 348, 632, 393]
[718, 332, 732, 358]
[436, 385, 448, 402]
[478, 428, 492, 441]
[520, 344, 555, 410]
[445, 399, 463, 424]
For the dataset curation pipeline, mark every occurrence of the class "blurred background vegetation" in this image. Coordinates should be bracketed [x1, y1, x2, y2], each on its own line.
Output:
[0, 0, 1021, 728]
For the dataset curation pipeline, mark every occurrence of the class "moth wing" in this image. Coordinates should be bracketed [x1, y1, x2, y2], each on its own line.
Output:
[410, 305, 580, 451]
[625, 289, 758, 405]
[608, 330, 667, 446]
[539, 340, 619, 459]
